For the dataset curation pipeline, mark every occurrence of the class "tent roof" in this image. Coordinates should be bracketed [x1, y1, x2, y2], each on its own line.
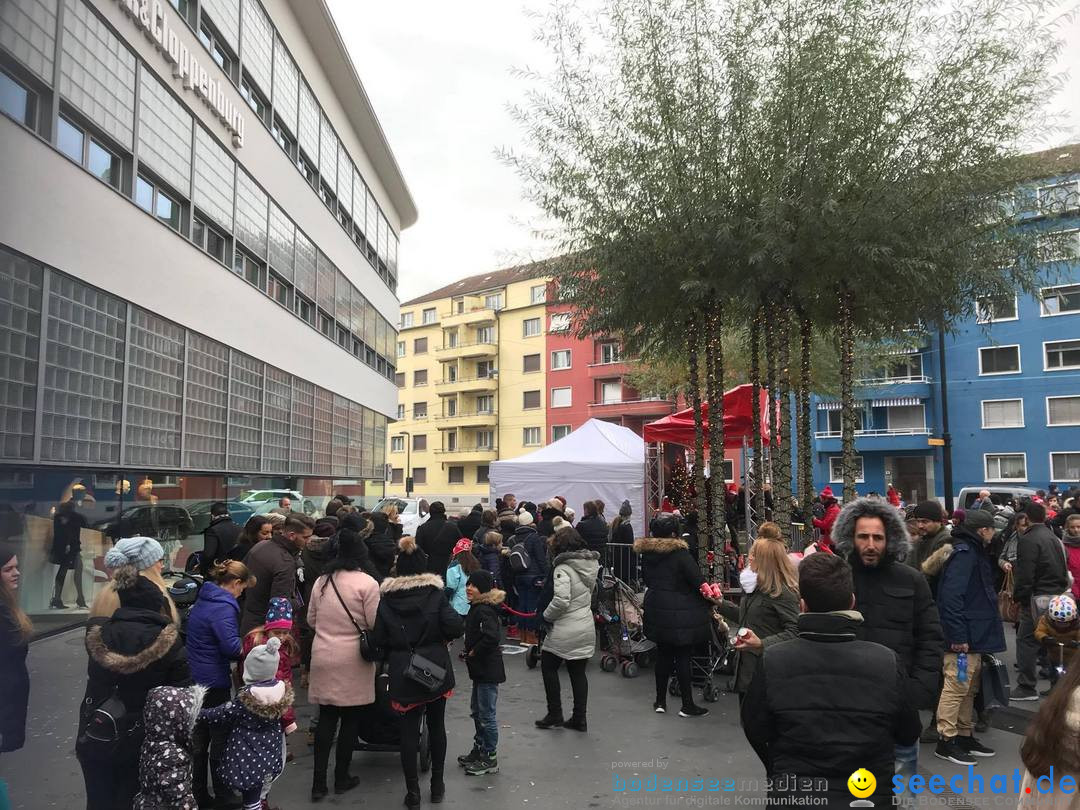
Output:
[643, 384, 773, 448]
[488, 419, 644, 483]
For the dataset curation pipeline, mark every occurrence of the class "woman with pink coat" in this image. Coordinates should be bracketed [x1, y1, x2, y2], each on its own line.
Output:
[307, 521, 381, 801]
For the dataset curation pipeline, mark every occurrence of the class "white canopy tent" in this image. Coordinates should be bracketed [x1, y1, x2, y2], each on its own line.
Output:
[488, 419, 646, 537]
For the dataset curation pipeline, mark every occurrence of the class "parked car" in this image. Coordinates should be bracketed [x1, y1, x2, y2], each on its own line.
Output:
[373, 497, 429, 536]
[237, 489, 316, 516]
[187, 500, 256, 534]
[957, 485, 1039, 509]
[96, 504, 195, 544]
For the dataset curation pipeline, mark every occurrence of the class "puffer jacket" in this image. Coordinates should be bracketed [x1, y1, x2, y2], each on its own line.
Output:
[635, 536, 711, 648]
[133, 685, 207, 810]
[932, 527, 1006, 654]
[1014, 523, 1070, 605]
[366, 529, 398, 582]
[542, 550, 601, 660]
[465, 589, 506, 684]
[185, 581, 242, 689]
[833, 497, 944, 709]
[813, 501, 841, 550]
[576, 515, 610, 556]
[200, 682, 294, 791]
[513, 525, 549, 578]
[201, 517, 242, 578]
[445, 562, 470, 615]
[719, 585, 800, 693]
[372, 574, 464, 706]
[476, 542, 505, 588]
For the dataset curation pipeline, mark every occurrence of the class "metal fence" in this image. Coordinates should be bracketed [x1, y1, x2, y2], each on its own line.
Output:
[605, 543, 644, 591]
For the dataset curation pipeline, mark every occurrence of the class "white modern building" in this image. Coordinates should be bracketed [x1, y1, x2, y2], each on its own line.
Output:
[0, 0, 416, 626]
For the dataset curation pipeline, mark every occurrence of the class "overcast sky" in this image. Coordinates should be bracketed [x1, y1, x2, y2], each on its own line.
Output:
[327, 0, 1080, 302]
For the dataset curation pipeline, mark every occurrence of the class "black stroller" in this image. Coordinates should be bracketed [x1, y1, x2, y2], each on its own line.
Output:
[667, 608, 735, 703]
[354, 663, 431, 771]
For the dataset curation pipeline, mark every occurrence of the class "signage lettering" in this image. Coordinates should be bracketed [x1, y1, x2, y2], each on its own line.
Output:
[116, 0, 245, 148]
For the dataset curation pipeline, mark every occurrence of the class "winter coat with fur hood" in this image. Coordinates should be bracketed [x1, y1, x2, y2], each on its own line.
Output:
[465, 589, 506, 683]
[372, 572, 465, 705]
[833, 497, 944, 710]
[133, 685, 207, 810]
[908, 524, 953, 595]
[930, 526, 1006, 654]
[200, 681, 294, 791]
[635, 536, 711, 648]
[542, 549, 601, 660]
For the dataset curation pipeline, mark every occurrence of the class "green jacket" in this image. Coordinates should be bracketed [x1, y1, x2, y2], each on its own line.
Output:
[720, 585, 799, 692]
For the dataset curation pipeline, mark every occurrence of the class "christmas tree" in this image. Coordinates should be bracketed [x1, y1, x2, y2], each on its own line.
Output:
[667, 453, 690, 511]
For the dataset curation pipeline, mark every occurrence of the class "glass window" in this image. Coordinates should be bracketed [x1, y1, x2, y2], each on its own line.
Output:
[476, 431, 494, 450]
[523, 318, 541, 337]
[446, 330, 459, 348]
[135, 175, 154, 212]
[193, 216, 227, 262]
[829, 456, 865, 483]
[531, 284, 547, 304]
[414, 369, 428, 386]
[136, 174, 182, 233]
[391, 467, 404, 485]
[600, 381, 621, 404]
[137, 69, 192, 194]
[976, 295, 1017, 323]
[985, 453, 1026, 482]
[445, 431, 457, 452]
[1041, 284, 1080, 316]
[476, 396, 494, 414]
[476, 360, 495, 378]
[422, 308, 437, 324]
[523, 427, 541, 446]
[193, 127, 235, 232]
[523, 390, 541, 409]
[414, 338, 428, 354]
[524, 353, 541, 373]
[397, 341, 406, 358]
[1051, 453, 1080, 482]
[477, 465, 490, 484]
[294, 294, 314, 325]
[413, 434, 427, 451]
[199, 20, 233, 74]
[57, 115, 84, 162]
[982, 400, 1023, 429]
[268, 274, 290, 307]
[1039, 181, 1080, 214]
[445, 399, 458, 417]
[1046, 340, 1080, 371]
[401, 312, 415, 328]
[154, 187, 180, 230]
[552, 425, 571, 442]
[1039, 229, 1080, 263]
[0, 69, 36, 127]
[1049, 397, 1080, 427]
[412, 467, 427, 485]
[551, 350, 571, 370]
[446, 365, 458, 383]
[484, 293, 503, 310]
[979, 345, 1020, 375]
[234, 249, 266, 290]
[396, 404, 405, 420]
[551, 387, 572, 408]
[448, 466, 464, 484]
[234, 169, 268, 256]
[394, 372, 406, 388]
[413, 401, 427, 419]
[477, 326, 493, 344]
[600, 343, 622, 364]
[549, 313, 571, 333]
[886, 354, 923, 380]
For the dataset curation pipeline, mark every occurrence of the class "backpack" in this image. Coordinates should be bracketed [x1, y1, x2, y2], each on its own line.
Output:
[509, 542, 531, 574]
[77, 690, 131, 759]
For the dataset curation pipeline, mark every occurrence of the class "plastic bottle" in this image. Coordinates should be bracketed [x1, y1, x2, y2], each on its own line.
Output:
[956, 652, 967, 684]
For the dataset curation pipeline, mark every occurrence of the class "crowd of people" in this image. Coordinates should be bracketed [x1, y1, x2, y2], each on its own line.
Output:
[3, 483, 1080, 809]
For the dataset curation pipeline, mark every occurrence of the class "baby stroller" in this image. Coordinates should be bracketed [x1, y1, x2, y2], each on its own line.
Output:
[354, 663, 431, 772]
[668, 608, 735, 703]
[525, 625, 546, 670]
[164, 569, 202, 640]
[596, 569, 656, 678]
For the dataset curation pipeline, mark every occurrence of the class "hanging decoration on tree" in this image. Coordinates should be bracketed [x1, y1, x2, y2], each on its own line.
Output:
[667, 452, 690, 512]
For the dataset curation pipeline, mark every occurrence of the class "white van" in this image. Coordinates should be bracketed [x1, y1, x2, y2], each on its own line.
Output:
[957, 486, 1038, 509]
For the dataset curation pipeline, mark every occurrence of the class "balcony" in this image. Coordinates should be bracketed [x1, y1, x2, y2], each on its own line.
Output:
[587, 398, 676, 418]
[435, 375, 499, 395]
[436, 340, 498, 361]
[434, 446, 499, 461]
[587, 360, 631, 379]
[855, 375, 933, 401]
[814, 427, 934, 453]
[434, 410, 498, 429]
[440, 307, 497, 329]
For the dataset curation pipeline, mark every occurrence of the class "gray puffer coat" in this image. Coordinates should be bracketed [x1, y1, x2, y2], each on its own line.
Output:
[542, 550, 601, 660]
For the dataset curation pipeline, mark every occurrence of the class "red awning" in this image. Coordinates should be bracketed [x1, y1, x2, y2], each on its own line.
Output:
[643, 384, 774, 448]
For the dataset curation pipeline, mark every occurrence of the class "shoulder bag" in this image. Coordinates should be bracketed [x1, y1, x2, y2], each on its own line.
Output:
[998, 569, 1020, 623]
[327, 574, 377, 662]
[387, 591, 447, 692]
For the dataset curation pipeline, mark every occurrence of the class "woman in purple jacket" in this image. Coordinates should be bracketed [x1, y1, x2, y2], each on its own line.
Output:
[186, 559, 255, 807]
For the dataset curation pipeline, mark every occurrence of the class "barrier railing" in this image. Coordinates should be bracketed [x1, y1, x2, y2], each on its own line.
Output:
[605, 543, 643, 590]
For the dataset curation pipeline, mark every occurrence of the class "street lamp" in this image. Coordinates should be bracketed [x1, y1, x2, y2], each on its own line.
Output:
[396, 431, 411, 497]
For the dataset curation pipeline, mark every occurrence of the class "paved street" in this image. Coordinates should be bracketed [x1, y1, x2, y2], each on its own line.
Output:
[1, 628, 1036, 810]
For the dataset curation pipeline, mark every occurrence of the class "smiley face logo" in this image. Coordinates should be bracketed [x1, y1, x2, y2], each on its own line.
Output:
[848, 769, 876, 799]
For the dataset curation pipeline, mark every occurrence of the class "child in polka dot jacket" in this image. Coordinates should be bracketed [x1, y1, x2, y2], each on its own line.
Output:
[200, 637, 296, 810]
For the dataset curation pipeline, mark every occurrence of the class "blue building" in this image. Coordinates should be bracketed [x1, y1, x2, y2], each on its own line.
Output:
[810, 145, 1080, 502]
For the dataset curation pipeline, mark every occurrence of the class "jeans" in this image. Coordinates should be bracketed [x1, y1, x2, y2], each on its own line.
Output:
[470, 683, 499, 755]
[936, 653, 983, 739]
[541, 650, 588, 720]
[192, 686, 232, 800]
[516, 575, 541, 632]
[313, 704, 362, 785]
[894, 743, 919, 808]
[654, 643, 693, 707]
[399, 698, 447, 787]
[53, 554, 85, 604]
[1017, 600, 1044, 689]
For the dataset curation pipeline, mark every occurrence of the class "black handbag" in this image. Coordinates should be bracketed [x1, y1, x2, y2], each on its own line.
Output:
[327, 574, 376, 662]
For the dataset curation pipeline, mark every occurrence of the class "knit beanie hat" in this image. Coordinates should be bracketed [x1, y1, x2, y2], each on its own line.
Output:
[619, 500, 633, 518]
[467, 569, 494, 593]
[517, 511, 535, 527]
[912, 501, 944, 522]
[313, 521, 336, 539]
[963, 509, 996, 531]
[244, 636, 282, 684]
[394, 535, 428, 576]
[265, 597, 293, 631]
[104, 536, 164, 571]
[114, 568, 166, 612]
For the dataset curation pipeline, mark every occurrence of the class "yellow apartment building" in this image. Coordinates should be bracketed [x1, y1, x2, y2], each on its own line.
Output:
[391, 264, 552, 507]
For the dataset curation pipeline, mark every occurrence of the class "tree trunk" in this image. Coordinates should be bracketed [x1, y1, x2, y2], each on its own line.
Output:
[749, 309, 764, 523]
[839, 286, 859, 501]
[687, 314, 708, 560]
[773, 298, 793, 539]
[706, 303, 725, 569]
[764, 302, 778, 495]
[798, 312, 814, 513]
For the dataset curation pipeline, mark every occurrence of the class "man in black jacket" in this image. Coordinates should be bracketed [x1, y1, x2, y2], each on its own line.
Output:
[415, 501, 461, 577]
[741, 553, 921, 808]
[1012, 500, 1070, 700]
[832, 497, 943, 777]
[200, 502, 241, 578]
[241, 514, 313, 634]
[457, 504, 484, 544]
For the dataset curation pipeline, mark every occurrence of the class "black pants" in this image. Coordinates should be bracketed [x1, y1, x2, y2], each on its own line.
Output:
[399, 698, 447, 788]
[313, 704, 361, 785]
[79, 750, 139, 810]
[192, 686, 232, 800]
[541, 650, 588, 720]
[655, 643, 693, 707]
[53, 556, 85, 604]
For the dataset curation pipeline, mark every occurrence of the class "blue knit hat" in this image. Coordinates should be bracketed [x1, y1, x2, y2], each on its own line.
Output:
[265, 596, 293, 631]
[104, 536, 164, 571]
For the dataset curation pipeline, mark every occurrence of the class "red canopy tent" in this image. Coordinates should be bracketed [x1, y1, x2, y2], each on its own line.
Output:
[643, 384, 774, 448]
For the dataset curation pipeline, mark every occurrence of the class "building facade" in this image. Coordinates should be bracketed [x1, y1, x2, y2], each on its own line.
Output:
[391, 267, 677, 506]
[810, 146, 1080, 502]
[0, 0, 415, 629]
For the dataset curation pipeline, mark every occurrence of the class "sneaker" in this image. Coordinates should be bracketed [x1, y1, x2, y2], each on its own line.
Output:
[535, 713, 564, 729]
[563, 716, 587, 733]
[465, 754, 499, 776]
[1011, 685, 1039, 701]
[956, 736, 995, 757]
[457, 747, 483, 767]
[654, 701, 666, 713]
[679, 705, 709, 718]
[935, 738, 977, 766]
